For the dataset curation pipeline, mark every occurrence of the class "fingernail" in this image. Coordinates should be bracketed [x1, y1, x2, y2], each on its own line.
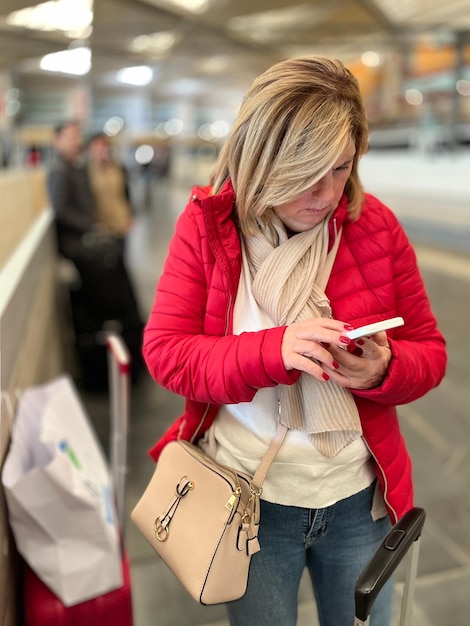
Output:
[344, 324, 354, 330]
[351, 347, 363, 356]
[339, 336, 351, 344]
[356, 339, 365, 345]
[332, 361, 339, 369]
[346, 342, 363, 356]
[322, 372, 330, 381]
[321, 342, 331, 348]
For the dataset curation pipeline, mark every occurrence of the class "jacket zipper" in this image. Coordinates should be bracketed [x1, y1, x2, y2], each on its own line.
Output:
[189, 402, 211, 444]
[362, 438, 398, 523]
[185, 191, 212, 446]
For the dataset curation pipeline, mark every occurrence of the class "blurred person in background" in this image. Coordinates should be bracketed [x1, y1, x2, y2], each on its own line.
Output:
[47, 121, 96, 266]
[48, 121, 144, 390]
[87, 132, 134, 256]
[143, 57, 447, 626]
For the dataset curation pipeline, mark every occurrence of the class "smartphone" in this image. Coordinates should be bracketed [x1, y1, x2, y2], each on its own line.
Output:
[346, 316, 404, 340]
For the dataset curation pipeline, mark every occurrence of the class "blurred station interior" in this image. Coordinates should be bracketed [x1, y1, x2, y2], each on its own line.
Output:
[1, 1, 470, 625]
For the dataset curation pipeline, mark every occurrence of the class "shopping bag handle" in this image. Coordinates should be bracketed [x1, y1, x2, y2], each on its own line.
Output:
[354, 507, 426, 623]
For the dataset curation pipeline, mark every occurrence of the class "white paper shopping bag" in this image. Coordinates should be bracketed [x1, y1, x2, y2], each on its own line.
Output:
[2, 375, 122, 606]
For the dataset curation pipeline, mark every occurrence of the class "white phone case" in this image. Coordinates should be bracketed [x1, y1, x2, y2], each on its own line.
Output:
[346, 317, 404, 340]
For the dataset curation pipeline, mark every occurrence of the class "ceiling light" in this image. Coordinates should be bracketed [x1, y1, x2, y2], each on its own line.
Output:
[40, 46, 91, 75]
[164, 118, 183, 136]
[104, 117, 125, 135]
[405, 89, 423, 106]
[197, 123, 213, 141]
[117, 66, 153, 86]
[4, 88, 20, 102]
[456, 80, 470, 96]
[131, 35, 151, 52]
[6, 101, 21, 117]
[210, 121, 229, 138]
[150, 32, 178, 51]
[135, 145, 154, 165]
[130, 31, 179, 54]
[197, 120, 229, 141]
[361, 51, 381, 67]
[155, 123, 168, 139]
[7, 0, 93, 39]
[149, 0, 210, 15]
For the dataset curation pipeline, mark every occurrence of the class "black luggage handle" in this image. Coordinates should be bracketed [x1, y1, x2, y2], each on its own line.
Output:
[354, 507, 426, 624]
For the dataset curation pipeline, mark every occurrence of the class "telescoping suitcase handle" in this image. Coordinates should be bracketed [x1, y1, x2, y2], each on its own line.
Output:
[106, 333, 131, 533]
[354, 507, 426, 626]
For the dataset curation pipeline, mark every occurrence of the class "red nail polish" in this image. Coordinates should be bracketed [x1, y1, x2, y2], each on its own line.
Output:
[347, 342, 363, 356]
[340, 336, 350, 344]
[356, 339, 365, 345]
[333, 361, 339, 369]
[344, 324, 354, 330]
[322, 372, 330, 381]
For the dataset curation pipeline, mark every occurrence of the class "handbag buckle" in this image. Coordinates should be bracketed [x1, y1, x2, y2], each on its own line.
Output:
[154, 475, 194, 542]
[154, 517, 169, 542]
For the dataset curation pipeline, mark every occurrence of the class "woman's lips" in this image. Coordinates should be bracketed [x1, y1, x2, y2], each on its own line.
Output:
[304, 206, 328, 214]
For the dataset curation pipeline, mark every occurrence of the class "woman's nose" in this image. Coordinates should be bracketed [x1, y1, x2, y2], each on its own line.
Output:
[312, 173, 335, 201]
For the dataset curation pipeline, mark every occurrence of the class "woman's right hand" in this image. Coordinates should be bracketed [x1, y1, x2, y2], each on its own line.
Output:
[281, 318, 352, 381]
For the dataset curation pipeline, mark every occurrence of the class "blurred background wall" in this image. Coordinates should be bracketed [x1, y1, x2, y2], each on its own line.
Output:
[1, 0, 470, 180]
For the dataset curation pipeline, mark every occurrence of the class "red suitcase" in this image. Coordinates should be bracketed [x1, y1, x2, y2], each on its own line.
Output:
[23, 333, 134, 626]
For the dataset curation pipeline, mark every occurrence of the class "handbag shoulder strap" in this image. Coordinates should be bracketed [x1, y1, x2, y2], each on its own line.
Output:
[251, 419, 288, 492]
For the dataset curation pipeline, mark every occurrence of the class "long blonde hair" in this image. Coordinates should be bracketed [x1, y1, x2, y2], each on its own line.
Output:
[210, 56, 369, 236]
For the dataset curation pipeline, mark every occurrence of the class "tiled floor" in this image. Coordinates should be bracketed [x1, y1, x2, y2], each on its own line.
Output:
[80, 150, 470, 626]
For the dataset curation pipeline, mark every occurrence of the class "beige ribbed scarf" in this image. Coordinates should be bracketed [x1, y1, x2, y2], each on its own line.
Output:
[244, 214, 362, 457]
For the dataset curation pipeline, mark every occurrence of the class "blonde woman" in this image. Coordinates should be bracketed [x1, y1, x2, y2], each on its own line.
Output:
[87, 132, 134, 250]
[143, 57, 446, 625]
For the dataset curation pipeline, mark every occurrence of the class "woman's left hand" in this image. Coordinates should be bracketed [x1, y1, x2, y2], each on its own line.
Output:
[322, 330, 392, 390]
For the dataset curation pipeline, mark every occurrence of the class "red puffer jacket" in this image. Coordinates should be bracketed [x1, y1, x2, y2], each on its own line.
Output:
[143, 181, 446, 522]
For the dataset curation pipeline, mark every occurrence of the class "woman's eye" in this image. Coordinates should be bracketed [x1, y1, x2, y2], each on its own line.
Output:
[333, 162, 352, 173]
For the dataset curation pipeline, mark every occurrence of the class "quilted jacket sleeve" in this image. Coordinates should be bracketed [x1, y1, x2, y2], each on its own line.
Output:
[351, 202, 447, 406]
[143, 201, 300, 405]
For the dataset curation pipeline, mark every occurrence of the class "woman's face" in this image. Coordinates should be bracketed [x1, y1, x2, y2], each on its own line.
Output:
[272, 142, 356, 233]
[89, 137, 110, 163]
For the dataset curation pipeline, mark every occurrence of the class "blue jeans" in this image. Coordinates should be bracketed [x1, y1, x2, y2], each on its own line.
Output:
[226, 481, 393, 626]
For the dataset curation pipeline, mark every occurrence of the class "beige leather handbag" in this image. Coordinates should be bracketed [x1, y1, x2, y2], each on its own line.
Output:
[131, 422, 287, 605]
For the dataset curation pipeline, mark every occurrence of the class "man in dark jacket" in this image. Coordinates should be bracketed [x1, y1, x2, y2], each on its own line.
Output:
[47, 121, 97, 264]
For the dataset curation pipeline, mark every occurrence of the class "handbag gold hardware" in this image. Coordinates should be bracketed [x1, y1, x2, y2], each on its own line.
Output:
[153, 475, 194, 542]
[131, 422, 287, 605]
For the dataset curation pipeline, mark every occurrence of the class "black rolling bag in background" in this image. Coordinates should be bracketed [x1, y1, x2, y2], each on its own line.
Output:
[354, 507, 426, 625]
[70, 246, 144, 392]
